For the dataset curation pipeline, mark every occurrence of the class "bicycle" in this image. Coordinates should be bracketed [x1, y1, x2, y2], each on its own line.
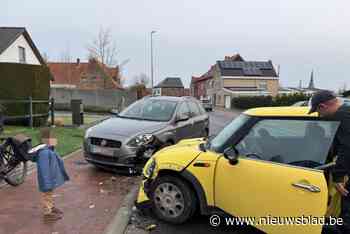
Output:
[0, 134, 32, 186]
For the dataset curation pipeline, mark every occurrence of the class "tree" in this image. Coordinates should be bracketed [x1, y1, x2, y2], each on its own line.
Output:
[87, 26, 118, 66]
[132, 73, 150, 87]
[119, 76, 126, 87]
[60, 45, 74, 98]
[60, 44, 72, 64]
[42, 52, 49, 63]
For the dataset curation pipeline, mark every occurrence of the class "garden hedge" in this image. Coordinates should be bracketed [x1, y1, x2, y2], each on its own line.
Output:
[231, 93, 311, 109]
[0, 63, 52, 126]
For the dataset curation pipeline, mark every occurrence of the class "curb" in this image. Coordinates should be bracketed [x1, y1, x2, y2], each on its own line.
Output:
[0, 148, 82, 189]
[103, 185, 139, 234]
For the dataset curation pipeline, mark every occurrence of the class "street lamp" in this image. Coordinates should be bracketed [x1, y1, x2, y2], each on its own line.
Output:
[150, 30, 157, 92]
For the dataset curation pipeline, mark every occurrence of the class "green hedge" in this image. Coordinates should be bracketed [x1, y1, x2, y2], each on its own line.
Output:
[0, 63, 51, 126]
[272, 93, 311, 106]
[232, 93, 310, 109]
[232, 96, 273, 109]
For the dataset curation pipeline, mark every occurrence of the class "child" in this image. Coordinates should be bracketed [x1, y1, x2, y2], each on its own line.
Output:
[33, 128, 70, 222]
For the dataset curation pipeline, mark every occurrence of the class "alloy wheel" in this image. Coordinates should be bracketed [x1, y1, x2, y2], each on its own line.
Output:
[153, 182, 185, 218]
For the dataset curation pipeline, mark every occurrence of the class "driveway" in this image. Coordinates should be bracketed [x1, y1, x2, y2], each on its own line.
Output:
[0, 151, 140, 234]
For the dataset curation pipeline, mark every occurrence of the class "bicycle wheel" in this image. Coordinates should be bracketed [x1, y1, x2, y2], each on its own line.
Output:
[1, 142, 27, 186]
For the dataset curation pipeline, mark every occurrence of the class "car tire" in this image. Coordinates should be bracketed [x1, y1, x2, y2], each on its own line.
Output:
[4, 161, 27, 186]
[150, 175, 197, 224]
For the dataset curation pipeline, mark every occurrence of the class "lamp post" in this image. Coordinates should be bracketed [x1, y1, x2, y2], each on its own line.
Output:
[150, 30, 157, 92]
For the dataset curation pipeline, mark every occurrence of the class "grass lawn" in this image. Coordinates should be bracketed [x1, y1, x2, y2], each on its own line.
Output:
[55, 116, 105, 126]
[1, 126, 85, 157]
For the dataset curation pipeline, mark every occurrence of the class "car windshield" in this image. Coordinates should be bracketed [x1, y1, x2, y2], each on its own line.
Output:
[119, 98, 177, 122]
[208, 114, 250, 152]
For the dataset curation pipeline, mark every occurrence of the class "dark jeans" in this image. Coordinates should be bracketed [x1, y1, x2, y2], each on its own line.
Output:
[338, 183, 350, 233]
[323, 183, 350, 234]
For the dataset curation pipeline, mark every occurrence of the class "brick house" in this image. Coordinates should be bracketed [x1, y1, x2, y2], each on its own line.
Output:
[48, 58, 122, 90]
[206, 54, 279, 109]
[153, 77, 185, 97]
[190, 65, 215, 100]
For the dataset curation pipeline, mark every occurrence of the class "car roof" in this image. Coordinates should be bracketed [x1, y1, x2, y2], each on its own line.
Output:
[143, 95, 196, 102]
[244, 107, 319, 117]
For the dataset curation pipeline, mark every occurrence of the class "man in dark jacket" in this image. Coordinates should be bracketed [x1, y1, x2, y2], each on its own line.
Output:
[33, 128, 69, 222]
[309, 90, 350, 233]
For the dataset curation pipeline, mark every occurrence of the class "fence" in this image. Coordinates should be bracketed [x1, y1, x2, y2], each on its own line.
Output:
[0, 97, 54, 128]
[50, 88, 138, 112]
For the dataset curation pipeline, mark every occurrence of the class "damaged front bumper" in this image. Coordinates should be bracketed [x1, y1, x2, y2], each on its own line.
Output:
[135, 179, 153, 212]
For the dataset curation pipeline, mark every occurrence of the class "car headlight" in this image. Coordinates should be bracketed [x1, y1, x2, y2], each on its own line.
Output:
[84, 127, 93, 139]
[127, 134, 154, 147]
[144, 158, 157, 178]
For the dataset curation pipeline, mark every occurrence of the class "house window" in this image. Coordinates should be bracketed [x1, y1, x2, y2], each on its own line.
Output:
[18, 46, 26, 63]
[153, 88, 161, 96]
[258, 81, 268, 90]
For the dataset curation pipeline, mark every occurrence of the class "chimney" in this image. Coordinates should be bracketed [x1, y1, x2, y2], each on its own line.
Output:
[76, 58, 80, 66]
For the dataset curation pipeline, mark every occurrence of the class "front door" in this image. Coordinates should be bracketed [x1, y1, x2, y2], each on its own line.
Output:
[187, 101, 205, 138]
[174, 102, 193, 141]
[224, 95, 231, 109]
[214, 118, 339, 234]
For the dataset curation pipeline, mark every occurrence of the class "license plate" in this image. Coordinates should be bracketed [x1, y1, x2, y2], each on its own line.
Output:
[91, 145, 115, 156]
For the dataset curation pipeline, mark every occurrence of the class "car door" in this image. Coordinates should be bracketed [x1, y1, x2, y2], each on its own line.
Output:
[187, 101, 205, 138]
[174, 101, 193, 141]
[194, 101, 209, 136]
[214, 118, 339, 234]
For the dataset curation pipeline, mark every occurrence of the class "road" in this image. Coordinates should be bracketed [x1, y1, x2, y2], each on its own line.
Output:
[208, 109, 240, 135]
[126, 109, 264, 234]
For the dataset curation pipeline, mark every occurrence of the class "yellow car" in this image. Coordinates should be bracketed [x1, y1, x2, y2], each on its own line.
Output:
[136, 107, 342, 234]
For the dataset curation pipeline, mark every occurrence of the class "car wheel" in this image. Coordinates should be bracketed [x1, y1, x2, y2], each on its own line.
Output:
[150, 175, 197, 224]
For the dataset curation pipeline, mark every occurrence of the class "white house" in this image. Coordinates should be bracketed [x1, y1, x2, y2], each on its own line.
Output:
[0, 27, 44, 65]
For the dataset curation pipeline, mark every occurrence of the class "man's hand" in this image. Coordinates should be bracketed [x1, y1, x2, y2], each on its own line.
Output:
[335, 182, 349, 196]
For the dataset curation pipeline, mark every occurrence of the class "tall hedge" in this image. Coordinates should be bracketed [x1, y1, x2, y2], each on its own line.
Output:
[0, 63, 51, 126]
[232, 96, 273, 109]
[232, 93, 310, 109]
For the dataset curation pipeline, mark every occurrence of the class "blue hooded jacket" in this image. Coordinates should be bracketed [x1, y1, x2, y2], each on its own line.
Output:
[34, 146, 69, 192]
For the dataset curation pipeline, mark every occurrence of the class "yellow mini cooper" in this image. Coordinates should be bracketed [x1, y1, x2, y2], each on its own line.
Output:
[136, 107, 342, 234]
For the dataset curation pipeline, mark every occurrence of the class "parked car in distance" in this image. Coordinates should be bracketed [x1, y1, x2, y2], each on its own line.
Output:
[84, 96, 209, 172]
[200, 99, 213, 112]
[136, 106, 341, 234]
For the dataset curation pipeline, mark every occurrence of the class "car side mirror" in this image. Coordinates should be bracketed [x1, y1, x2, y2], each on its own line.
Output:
[110, 109, 119, 115]
[176, 113, 190, 123]
[223, 147, 239, 165]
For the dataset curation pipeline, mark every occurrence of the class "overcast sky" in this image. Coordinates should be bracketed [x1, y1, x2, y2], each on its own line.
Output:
[3, 0, 350, 90]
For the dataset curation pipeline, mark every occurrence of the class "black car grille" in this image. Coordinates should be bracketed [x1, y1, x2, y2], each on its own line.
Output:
[90, 137, 122, 148]
[89, 153, 119, 163]
[87, 153, 136, 164]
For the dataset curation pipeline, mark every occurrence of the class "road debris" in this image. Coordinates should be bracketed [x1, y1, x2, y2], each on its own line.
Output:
[146, 224, 157, 231]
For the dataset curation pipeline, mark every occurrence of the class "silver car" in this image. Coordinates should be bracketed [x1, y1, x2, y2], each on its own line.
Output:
[201, 99, 213, 112]
[84, 96, 209, 172]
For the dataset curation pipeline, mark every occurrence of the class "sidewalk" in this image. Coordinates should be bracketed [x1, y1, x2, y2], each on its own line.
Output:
[0, 151, 140, 234]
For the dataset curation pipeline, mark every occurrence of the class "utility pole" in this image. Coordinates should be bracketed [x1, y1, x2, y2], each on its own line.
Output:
[150, 31, 157, 92]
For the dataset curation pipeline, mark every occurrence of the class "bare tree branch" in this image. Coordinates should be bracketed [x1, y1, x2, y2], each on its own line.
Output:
[87, 26, 118, 66]
[132, 73, 150, 87]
